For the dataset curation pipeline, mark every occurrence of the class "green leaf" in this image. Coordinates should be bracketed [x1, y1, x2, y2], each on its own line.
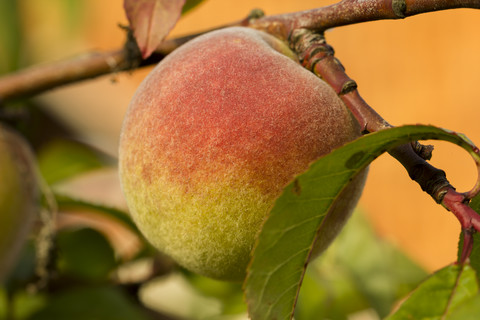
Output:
[56, 228, 117, 281]
[8, 289, 47, 320]
[295, 212, 426, 319]
[460, 195, 480, 275]
[386, 264, 478, 319]
[37, 140, 105, 185]
[55, 193, 141, 237]
[446, 294, 480, 320]
[296, 253, 370, 320]
[28, 286, 150, 320]
[340, 216, 427, 316]
[457, 231, 480, 276]
[184, 272, 246, 315]
[245, 125, 479, 320]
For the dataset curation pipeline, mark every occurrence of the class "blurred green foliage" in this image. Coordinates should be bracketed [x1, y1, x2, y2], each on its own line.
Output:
[28, 286, 150, 320]
[38, 140, 106, 185]
[296, 212, 427, 319]
[56, 228, 117, 282]
[0, 0, 21, 73]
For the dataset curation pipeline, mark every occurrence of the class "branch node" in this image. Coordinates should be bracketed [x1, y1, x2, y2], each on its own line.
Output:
[290, 29, 326, 54]
[411, 141, 434, 160]
[408, 162, 451, 203]
[120, 25, 143, 70]
[340, 80, 357, 95]
[248, 8, 265, 20]
[392, 0, 407, 18]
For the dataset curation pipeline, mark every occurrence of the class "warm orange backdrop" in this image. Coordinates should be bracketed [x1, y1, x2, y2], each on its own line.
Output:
[16, 0, 480, 272]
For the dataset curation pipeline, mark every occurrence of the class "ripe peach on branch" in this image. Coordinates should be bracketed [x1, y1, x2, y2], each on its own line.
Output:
[118, 26, 368, 280]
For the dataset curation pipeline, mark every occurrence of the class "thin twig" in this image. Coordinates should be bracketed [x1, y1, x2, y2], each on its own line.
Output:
[0, 50, 127, 101]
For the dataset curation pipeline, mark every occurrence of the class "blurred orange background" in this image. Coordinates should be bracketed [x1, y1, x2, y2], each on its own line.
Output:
[13, 0, 480, 272]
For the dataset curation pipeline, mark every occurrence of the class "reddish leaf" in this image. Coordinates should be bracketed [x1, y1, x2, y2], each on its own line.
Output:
[124, 0, 186, 59]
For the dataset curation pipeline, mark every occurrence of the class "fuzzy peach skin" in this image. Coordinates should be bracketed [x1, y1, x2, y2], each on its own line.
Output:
[119, 27, 366, 281]
[0, 125, 38, 282]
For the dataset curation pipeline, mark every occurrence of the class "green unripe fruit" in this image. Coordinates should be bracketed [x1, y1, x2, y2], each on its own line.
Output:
[0, 124, 38, 282]
[119, 27, 366, 281]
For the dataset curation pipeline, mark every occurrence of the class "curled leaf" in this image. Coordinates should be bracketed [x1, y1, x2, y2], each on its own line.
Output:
[245, 125, 480, 320]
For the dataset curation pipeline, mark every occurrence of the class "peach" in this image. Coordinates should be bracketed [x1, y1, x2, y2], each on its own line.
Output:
[119, 27, 366, 281]
[0, 124, 38, 282]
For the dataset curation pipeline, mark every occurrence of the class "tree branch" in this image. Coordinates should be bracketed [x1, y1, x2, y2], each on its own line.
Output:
[0, 31, 203, 102]
[0, 50, 127, 101]
[0, 0, 478, 103]
[250, 0, 480, 39]
[0, 11, 260, 103]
